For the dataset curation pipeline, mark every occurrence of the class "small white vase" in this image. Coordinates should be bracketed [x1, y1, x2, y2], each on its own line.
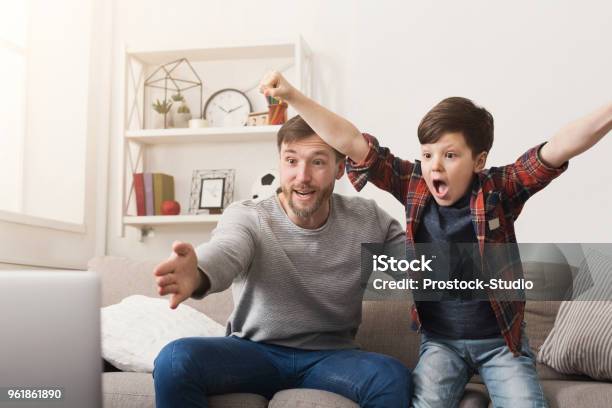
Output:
[173, 101, 192, 128]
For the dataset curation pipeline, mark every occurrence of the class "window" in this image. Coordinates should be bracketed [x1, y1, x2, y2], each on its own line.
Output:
[0, 1, 27, 213]
[0, 0, 92, 225]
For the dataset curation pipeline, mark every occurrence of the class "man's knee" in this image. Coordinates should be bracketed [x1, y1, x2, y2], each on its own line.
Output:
[360, 354, 411, 395]
[153, 338, 200, 386]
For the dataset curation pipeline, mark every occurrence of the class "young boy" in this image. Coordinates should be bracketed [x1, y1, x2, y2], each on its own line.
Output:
[259, 71, 611, 407]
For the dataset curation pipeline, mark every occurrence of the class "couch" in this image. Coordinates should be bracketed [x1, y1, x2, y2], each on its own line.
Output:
[90, 256, 612, 408]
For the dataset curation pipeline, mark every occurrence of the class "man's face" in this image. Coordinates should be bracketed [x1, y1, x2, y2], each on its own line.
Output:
[420, 132, 487, 206]
[279, 134, 344, 219]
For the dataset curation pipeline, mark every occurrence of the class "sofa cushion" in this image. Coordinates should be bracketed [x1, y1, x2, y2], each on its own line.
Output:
[88, 256, 234, 325]
[356, 300, 420, 368]
[540, 380, 612, 408]
[102, 372, 268, 408]
[268, 389, 358, 408]
[460, 383, 489, 408]
[524, 300, 562, 354]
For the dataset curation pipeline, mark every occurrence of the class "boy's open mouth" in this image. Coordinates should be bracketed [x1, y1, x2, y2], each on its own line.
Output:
[432, 180, 449, 197]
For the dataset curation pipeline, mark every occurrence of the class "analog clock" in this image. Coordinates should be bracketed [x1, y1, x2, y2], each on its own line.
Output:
[203, 88, 252, 127]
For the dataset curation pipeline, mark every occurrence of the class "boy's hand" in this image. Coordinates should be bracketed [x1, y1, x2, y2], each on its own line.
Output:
[153, 241, 203, 309]
[259, 71, 297, 102]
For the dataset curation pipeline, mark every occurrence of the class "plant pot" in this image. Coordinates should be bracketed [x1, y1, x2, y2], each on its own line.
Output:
[154, 113, 173, 129]
[174, 112, 192, 128]
[172, 101, 192, 128]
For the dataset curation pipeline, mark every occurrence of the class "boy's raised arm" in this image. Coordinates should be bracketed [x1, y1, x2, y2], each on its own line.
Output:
[259, 71, 370, 163]
[540, 102, 612, 168]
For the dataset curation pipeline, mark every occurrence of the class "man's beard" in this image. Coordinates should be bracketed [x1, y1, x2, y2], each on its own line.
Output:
[282, 183, 334, 218]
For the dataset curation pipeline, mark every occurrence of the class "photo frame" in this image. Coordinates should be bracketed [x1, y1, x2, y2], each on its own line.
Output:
[189, 169, 235, 214]
[199, 178, 225, 209]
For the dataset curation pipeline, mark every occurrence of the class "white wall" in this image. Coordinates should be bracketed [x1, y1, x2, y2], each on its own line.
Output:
[107, 0, 612, 261]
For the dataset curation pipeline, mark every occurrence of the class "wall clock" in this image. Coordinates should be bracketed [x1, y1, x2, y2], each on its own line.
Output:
[203, 88, 252, 127]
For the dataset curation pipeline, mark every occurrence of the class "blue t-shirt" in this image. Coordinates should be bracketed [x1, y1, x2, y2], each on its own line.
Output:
[415, 181, 500, 339]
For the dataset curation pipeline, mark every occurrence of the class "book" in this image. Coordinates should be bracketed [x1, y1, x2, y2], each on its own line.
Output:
[144, 173, 154, 216]
[153, 173, 175, 215]
[133, 173, 145, 216]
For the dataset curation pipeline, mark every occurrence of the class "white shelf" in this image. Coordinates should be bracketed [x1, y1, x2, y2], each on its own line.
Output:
[123, 215, 221, 226]
[125, 125, 281, 144]
[129, 43, 295, 65]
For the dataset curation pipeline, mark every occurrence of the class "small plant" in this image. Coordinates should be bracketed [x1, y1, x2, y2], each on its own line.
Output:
[178, 104, 191, 114]
[152, 99, 173, 114]
[171, 92, 185, 102]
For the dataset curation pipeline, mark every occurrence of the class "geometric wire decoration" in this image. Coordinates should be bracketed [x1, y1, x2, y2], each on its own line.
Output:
[144, 58, 203, 128]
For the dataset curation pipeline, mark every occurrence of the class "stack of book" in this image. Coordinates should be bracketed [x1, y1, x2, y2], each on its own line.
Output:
[133, 173, 175, 216]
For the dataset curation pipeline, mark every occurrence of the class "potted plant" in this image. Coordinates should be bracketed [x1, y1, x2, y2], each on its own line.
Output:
[152, 99, 173, 128]
[171, 92, 192, 128]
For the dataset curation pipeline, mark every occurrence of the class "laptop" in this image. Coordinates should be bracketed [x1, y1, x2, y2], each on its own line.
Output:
[0, 270, 101, 408]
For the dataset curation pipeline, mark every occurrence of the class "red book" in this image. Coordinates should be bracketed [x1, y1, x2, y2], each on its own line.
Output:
[133, 173, 146, 216]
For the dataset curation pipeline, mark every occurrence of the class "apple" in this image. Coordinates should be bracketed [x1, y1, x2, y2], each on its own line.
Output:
[161, 200, 180, 215]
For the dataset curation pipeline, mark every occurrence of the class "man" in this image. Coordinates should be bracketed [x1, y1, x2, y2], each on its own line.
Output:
[152, 115, 411, 408]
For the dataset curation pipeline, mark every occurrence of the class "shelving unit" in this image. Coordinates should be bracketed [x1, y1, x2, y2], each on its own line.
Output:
[125, 125, 281, 144]
[123, 214, 221, 226]
[118, 36, 312, 238]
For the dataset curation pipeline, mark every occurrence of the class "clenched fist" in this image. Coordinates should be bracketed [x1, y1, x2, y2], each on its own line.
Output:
[259, 70, 297, 102]
[153, 241, 206, 309]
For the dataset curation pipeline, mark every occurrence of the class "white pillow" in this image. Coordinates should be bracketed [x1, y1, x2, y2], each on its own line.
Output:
[101, 295, 226, 372]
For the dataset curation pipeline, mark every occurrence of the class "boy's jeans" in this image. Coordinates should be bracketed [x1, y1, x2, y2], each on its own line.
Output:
[153, 336, 411, 408]
[412, 328, 547, 408]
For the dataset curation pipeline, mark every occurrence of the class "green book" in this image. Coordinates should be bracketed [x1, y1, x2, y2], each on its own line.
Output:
[153, 173, 174, 215]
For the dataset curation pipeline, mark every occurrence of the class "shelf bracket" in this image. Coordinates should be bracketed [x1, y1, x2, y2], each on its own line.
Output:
[139, 226, 155, 242]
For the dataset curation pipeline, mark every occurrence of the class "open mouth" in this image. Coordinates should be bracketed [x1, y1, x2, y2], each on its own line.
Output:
[432, 180, 449, 198]
[293, 189, 315, 199]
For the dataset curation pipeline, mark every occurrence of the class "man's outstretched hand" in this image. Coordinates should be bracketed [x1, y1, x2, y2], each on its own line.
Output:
[153, 241, 204, 309]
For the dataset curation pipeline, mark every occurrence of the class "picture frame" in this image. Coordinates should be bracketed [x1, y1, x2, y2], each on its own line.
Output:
[189, 169, 235, 214]
[199, 177, 225, 209]
[247, 111, 269, 126]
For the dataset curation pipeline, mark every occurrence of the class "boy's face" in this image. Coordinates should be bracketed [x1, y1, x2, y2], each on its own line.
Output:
[420, 132, 487, 207]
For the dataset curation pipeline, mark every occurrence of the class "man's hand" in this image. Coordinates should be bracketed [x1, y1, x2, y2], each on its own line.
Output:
[153, 241, 203, 309]
[259, 71, 298, 102]
[258, 70, 369, 162]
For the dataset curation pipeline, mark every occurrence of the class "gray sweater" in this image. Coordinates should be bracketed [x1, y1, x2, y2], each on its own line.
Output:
[196, 193, 404, 350]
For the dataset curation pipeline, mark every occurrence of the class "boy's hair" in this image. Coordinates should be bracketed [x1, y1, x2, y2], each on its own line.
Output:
[277, 115, 345, 161]
[418, 97, 494, 156]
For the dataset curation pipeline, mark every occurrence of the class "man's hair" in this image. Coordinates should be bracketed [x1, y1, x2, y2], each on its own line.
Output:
[418, 97, 494, 156]
[277, 115, 345, 161]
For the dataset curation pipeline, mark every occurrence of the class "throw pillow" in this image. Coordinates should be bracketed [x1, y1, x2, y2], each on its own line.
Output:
[101, 295, 225, 372]
[537, 248, 612, 380]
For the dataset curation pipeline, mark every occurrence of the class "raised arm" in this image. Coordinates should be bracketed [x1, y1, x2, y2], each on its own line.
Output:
[259, 71, 370, 163]
[540, 102, 612, 168]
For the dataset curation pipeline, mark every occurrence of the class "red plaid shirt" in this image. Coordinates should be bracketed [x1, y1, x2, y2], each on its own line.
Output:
[347, 133, 568, 354]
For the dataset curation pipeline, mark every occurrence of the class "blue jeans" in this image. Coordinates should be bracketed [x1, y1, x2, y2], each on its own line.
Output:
[411, 327, 547, 408]
[153, 336, 411, 408]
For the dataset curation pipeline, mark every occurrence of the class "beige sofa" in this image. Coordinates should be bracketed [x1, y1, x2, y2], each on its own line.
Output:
[91, 256, 612, 408]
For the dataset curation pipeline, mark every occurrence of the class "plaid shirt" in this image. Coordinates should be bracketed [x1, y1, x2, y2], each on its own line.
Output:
[346, 133, 568, 354]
